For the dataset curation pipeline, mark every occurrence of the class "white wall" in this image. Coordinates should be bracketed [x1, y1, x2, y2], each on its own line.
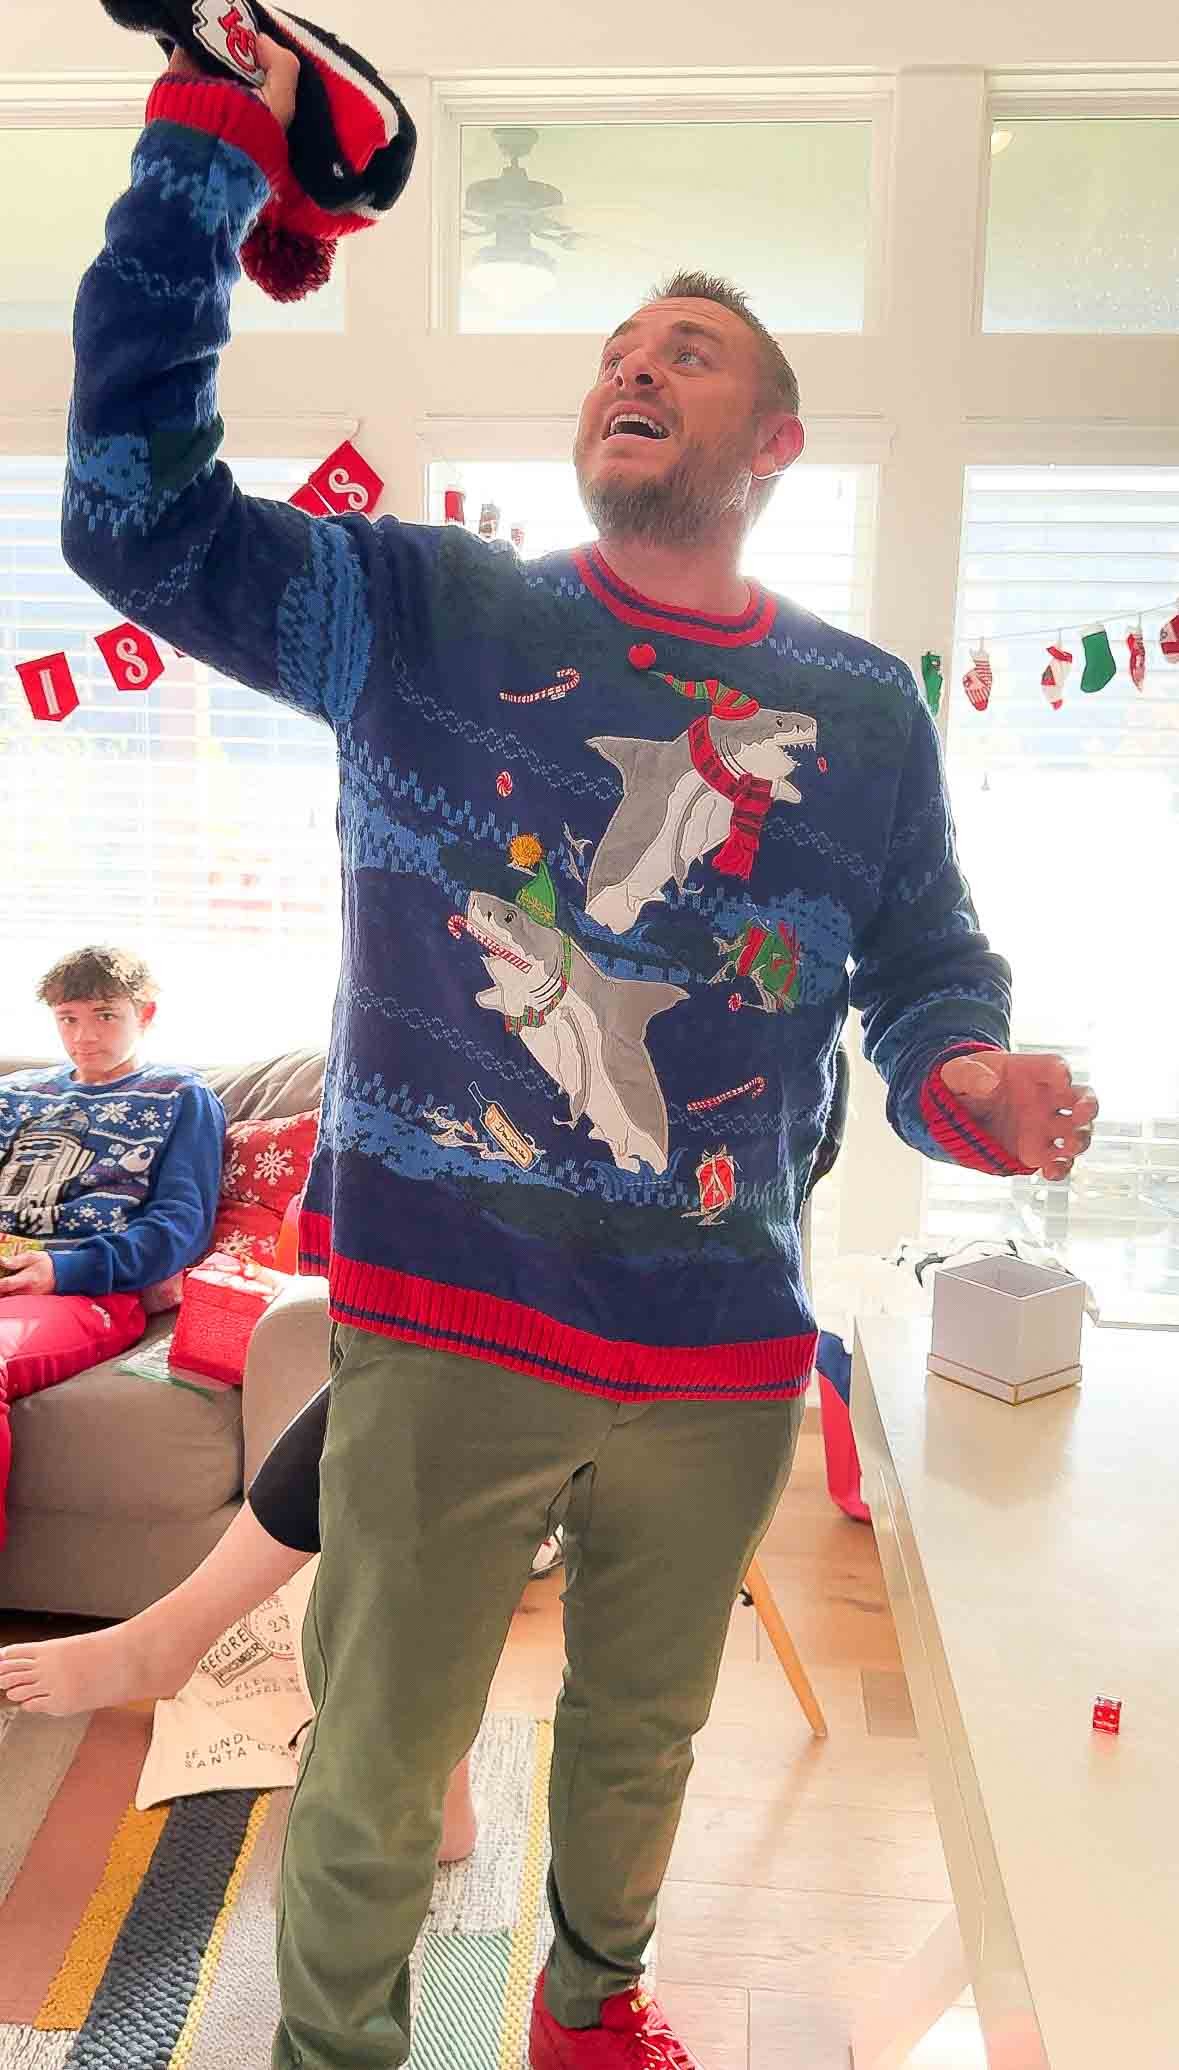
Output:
[3, 0, 1176, 1255]
[5, 0, 1178, 74]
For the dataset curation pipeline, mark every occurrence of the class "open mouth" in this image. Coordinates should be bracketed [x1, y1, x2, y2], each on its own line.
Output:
[603, 411, 670, 442]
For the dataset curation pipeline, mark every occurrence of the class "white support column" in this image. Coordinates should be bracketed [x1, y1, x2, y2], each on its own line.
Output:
[836, 69, 988, 1261]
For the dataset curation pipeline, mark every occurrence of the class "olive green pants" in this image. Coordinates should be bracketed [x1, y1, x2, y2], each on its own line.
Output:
[272, 1327, 804, 2070]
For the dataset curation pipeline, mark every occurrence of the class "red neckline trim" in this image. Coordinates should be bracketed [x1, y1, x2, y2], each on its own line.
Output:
[573, 546, 776, 648]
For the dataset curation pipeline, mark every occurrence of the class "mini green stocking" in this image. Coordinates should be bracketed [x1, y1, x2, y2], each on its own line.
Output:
[920, 651, 943, 715]
[1081, 623, 1116, 694]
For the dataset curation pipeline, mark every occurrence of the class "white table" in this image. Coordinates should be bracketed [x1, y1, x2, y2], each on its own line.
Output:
[849, 1318, 1179, 2070]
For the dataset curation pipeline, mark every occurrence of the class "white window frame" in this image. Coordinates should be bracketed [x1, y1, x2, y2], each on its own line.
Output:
[976, 74, 1179, 336]
[430, 73, 894, 338]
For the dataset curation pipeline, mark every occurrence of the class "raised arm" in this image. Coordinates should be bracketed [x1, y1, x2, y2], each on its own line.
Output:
[62, 39, 383, 727]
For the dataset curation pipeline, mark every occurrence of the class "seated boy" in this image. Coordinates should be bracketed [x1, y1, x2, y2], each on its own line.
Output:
[0, 945, 225, 1546]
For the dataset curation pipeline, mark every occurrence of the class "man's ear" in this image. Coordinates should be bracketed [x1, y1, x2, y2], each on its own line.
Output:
[753, 414, 805, 483]
[138, 1000, 158, 1033]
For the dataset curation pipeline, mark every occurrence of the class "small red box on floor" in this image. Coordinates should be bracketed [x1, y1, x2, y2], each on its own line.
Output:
[169, 1254, 279, 1387]
[1092, 1697, 1122, 1735]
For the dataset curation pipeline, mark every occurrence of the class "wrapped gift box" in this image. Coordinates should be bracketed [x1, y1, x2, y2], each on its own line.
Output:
[169, 1253, 281, 1387]
[928, 1255, 1086, 1403]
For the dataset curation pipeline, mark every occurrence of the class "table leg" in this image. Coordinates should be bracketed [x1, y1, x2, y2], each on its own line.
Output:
[849, 1907, 969, 2069]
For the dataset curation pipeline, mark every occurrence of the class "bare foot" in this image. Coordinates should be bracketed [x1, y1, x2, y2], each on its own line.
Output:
[0, 1620, 199, 1718]
[438, 1756, 478, 1864]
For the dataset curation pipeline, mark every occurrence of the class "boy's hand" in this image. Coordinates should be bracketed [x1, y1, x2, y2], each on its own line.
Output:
[0, 1252, 57, 1298]
[167, 31, 298, 131]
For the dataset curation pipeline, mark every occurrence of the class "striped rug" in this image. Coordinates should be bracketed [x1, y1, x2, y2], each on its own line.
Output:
[0, 1703, 560, 2069]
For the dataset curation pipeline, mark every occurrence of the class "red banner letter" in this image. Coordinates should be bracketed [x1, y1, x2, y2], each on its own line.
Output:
[290, 481, 332, 516]
[17, 651, 79, 723]
[95, 622, 165, 694]
[309, 440, 385, 516]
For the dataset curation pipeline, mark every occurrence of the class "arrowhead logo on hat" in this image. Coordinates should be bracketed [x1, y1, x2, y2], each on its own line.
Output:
[192, 0, 265, 81]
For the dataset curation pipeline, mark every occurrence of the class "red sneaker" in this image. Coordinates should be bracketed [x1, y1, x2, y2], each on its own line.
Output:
[529, 1973, 703, 2068]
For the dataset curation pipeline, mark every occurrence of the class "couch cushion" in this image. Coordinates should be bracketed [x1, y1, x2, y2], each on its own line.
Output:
[203, 1051, 324, 1126]
[8, 1326, 242, 1523]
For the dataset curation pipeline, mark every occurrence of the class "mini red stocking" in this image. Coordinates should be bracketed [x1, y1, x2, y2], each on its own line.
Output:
[1160, 600, 1179, 665]
[1126, 622, 1146, 691]
[1040, 643, 1072, 710]
[962, 644, 992, 712]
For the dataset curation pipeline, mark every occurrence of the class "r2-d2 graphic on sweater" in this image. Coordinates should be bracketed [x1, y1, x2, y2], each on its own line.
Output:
[0, 1108, 95, 1236]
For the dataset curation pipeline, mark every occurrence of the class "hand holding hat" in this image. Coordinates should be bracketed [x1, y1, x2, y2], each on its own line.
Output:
[100, 2, 417, 299]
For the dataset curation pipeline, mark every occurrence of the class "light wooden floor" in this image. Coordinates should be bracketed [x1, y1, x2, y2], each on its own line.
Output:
[3, 1412, 985, 2068]
[489, 1409, 986, 2070]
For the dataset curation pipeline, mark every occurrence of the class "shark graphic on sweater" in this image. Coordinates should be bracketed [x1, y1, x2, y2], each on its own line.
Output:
[585, 708, 818, 935]
[465, 891, 687, 1175]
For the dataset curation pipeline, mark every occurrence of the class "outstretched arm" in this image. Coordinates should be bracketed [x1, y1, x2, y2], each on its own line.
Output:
[851, 690, 1097, 1182]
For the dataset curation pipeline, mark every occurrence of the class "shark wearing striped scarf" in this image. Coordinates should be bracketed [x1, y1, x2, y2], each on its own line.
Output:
[585, 706, 818, 936]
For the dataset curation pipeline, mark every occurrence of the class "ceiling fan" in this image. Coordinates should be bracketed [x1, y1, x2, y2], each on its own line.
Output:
[462, 127, 581, 306]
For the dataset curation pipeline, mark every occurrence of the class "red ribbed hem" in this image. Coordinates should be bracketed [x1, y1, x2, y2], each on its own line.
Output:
[920, 1043, 1035, 1177]
[297, 1211, 813, 1403]
[145, 75, 290, 196]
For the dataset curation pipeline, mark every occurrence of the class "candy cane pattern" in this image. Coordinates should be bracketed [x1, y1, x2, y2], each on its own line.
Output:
[500, 668, 580, 705]
[687, 1076, 767, 1114]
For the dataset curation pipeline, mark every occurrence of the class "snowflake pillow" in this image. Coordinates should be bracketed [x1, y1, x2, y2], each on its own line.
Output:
[220, 1111, 317, 1220]
[210, 1200, 284, 1267]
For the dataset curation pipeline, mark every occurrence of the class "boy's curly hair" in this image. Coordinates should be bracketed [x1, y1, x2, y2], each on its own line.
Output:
[36, 946, 159, 1010]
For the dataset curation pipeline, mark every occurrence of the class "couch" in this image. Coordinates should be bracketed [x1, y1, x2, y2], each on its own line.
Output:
[0, 1049, 328, 1621]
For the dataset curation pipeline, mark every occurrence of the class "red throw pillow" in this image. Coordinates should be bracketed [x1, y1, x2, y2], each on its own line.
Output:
[210, 1200, 283, 1267]
[197, 1111, 318, 1271]
[221, 1111, 318, 1219]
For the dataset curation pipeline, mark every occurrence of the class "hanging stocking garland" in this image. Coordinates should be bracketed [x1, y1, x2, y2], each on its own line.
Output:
[920, 651, 943, 715]
[962, 643, 992, 712]
[1040, 641, 1072, 711]
[1126, 619, 1146, 690]
[1160, 600, 1179, 665]
[1080, 623, 1116, 695]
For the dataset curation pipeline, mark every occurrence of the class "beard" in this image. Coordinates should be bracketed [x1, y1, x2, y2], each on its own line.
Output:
[575, 429, 756, 547]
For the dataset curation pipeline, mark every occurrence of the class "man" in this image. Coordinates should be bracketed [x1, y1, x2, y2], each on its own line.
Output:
[61, 37, 1097, 2070]
[0, 946, 225, 1547]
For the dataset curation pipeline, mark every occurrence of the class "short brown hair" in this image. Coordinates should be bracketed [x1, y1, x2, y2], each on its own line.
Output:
[36, 946, 159, 1010]
[654, 270, 800, 418]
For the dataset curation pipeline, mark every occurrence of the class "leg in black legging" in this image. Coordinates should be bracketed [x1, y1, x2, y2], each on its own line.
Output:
[248, 1383, 329, 1554]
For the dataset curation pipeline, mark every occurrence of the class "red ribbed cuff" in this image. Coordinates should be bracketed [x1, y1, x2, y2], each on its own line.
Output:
[298, 1211, 814, 1403]
[145, 75, 290, 195]
[920, 1043, 1035, 1177]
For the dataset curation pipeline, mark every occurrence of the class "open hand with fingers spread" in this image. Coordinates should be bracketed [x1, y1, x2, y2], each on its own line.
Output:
[940, 1052, 1098, 1182]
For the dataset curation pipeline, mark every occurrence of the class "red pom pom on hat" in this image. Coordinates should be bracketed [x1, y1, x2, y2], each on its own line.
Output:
[242, 221, 335, 300]
[628, 643, 657, 671]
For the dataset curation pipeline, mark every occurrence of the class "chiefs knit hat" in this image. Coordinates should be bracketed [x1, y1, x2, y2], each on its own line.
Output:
[100, 1, 416, 299]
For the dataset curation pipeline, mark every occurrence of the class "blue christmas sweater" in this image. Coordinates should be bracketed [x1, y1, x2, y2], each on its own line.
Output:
[0, 1066, 225, 1298]
[61, 78, 1027, 1401]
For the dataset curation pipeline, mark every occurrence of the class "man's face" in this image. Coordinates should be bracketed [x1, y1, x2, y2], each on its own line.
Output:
[573, 297, 773, 547]
[52, 995, 154, 1084]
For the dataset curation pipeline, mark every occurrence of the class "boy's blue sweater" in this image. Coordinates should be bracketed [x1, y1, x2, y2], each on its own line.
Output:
[0, 1065, 224, 1297]
[61, 79, 1024, 1401]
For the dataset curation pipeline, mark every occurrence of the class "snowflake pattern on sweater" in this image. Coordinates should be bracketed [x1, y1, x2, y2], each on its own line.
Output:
[61, 83, 1025, 1397]
[0, 1066, 225, 1297]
